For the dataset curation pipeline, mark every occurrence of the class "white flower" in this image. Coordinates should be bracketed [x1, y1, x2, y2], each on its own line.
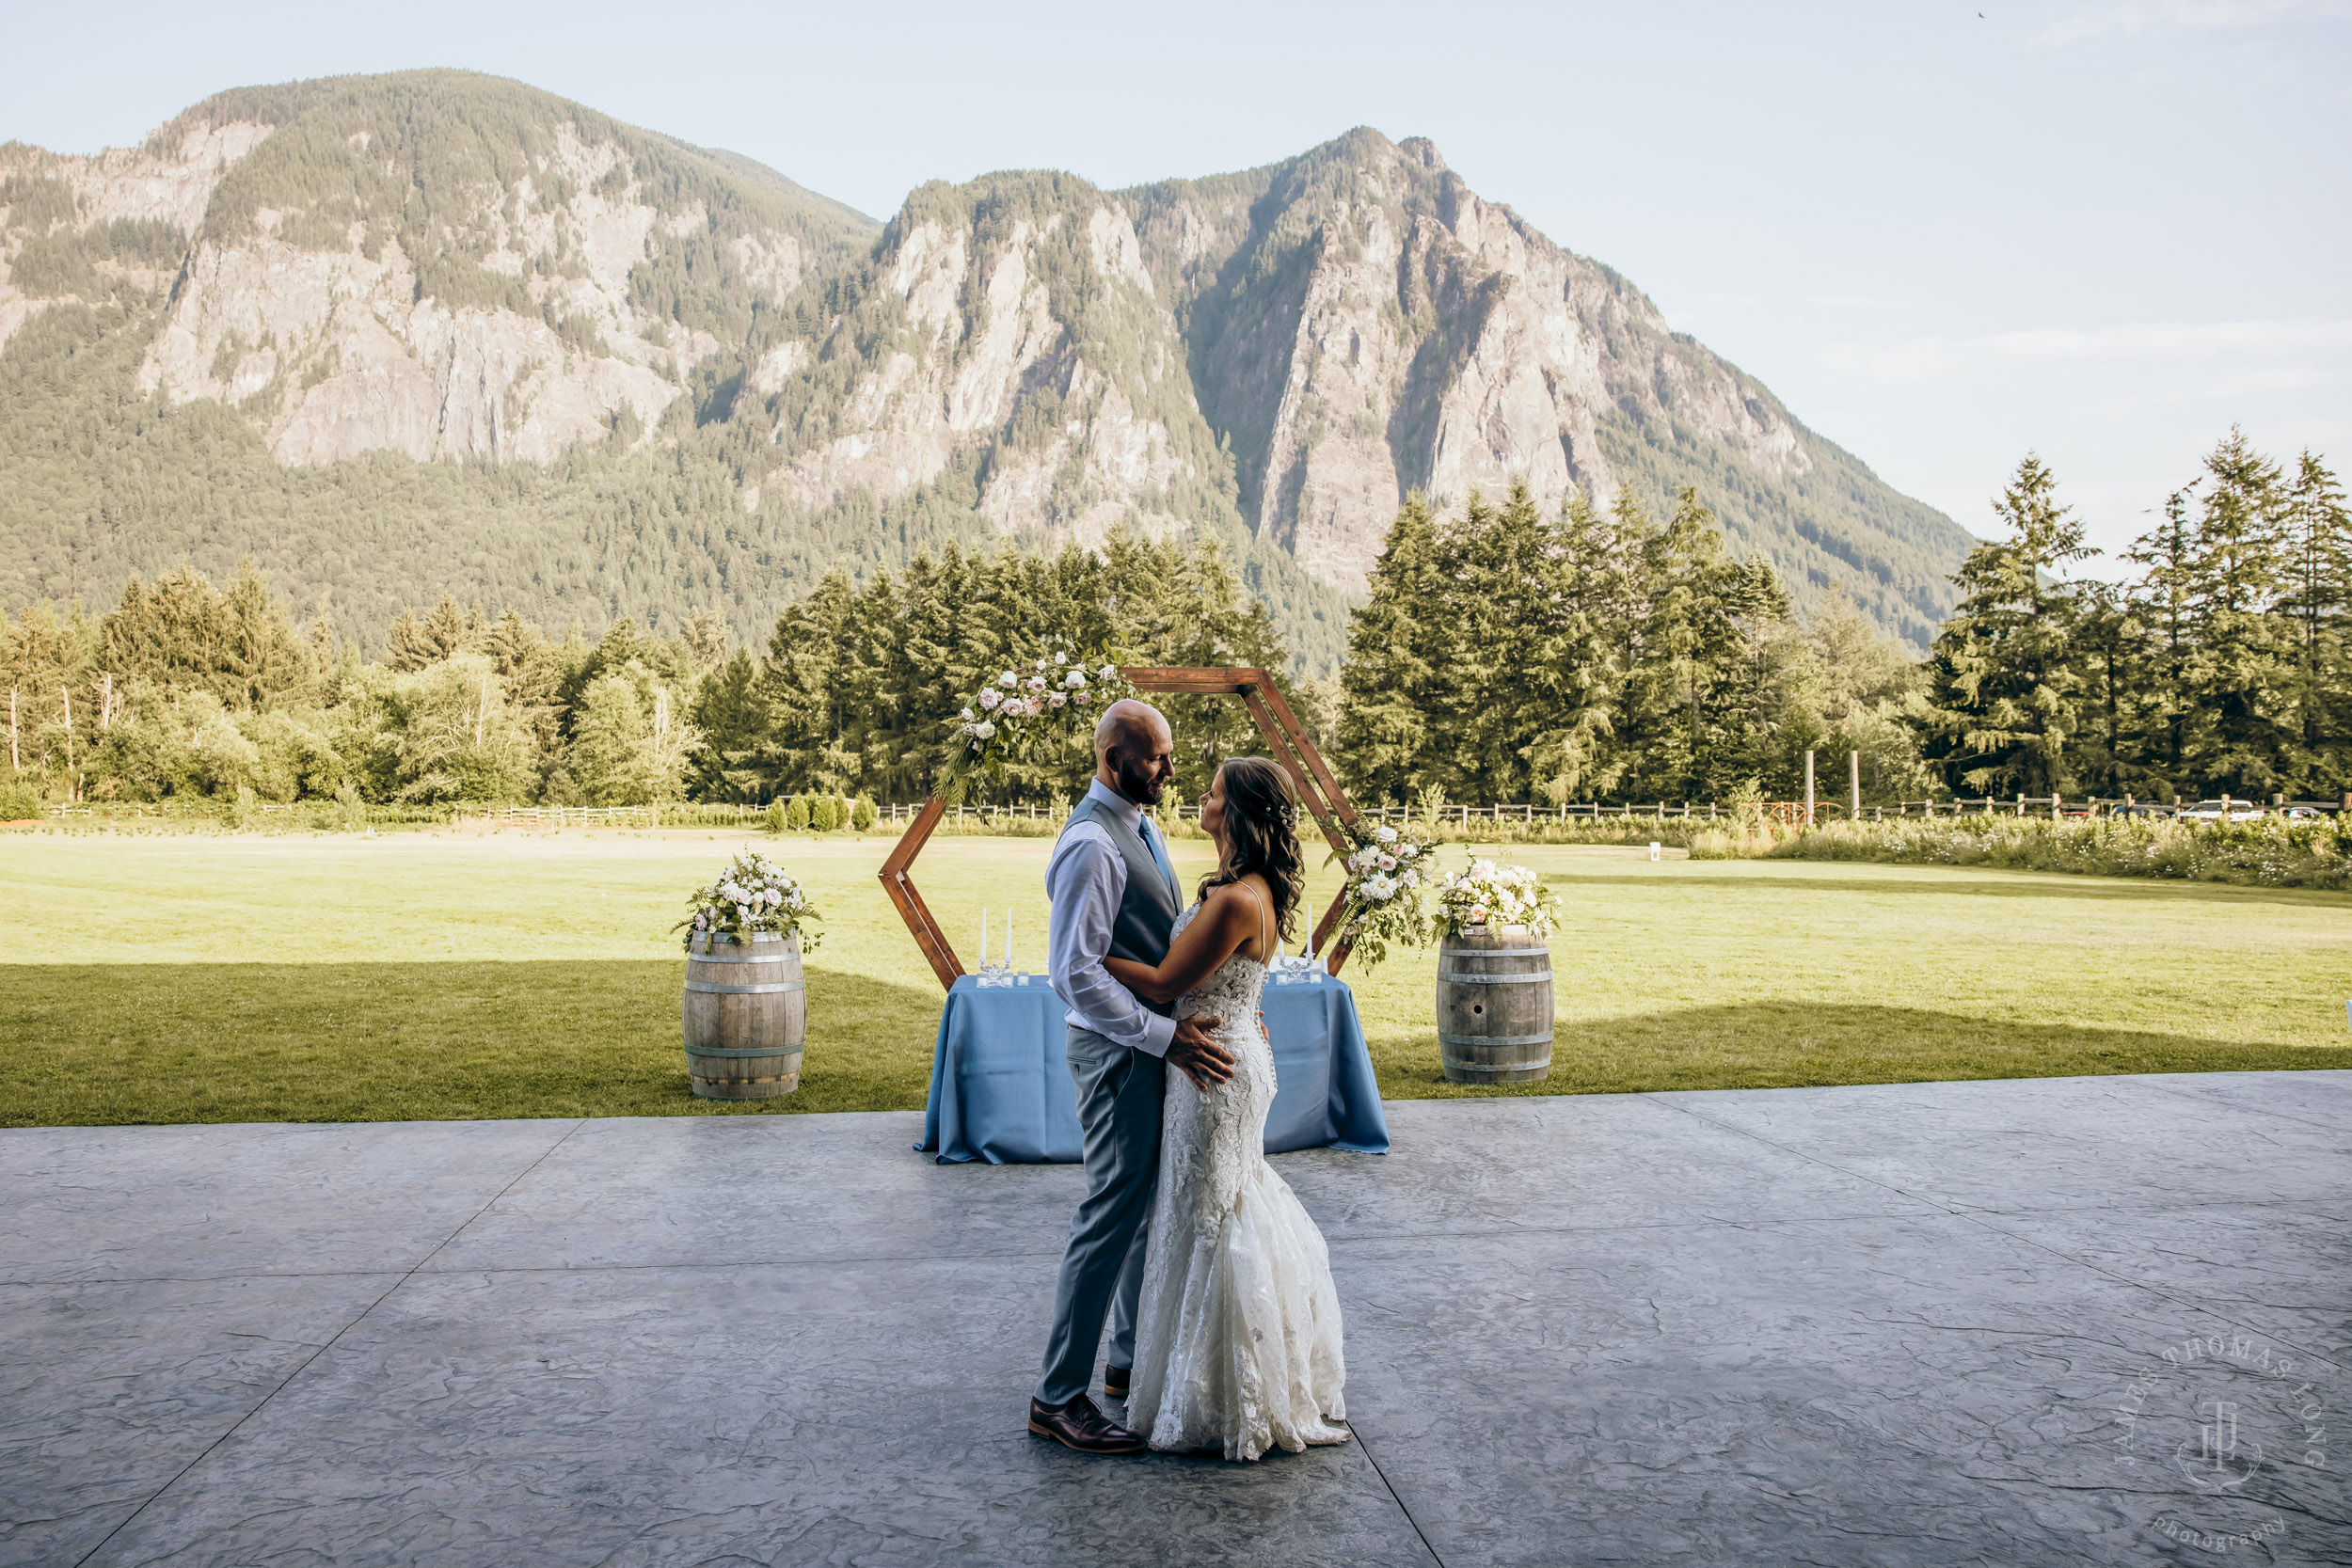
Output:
[998, 672, 1017, 688]
[1054, 651, 1067, 665]
[1377, 854, 1395, 871]
[972, 721, 996, 740]
[1064, 669, 1088, 689]
[1396, 843, 1416, 860]
[979, 688, 1001, 710]
[1074, 689, 1092, 705]
[1402, 868, 1418, 886]
[961, 706, 975, 721]
[1049, 692, 1067, 708]
[1026, 675, 1046, 693]
[1097, 663, 1116, 682]
[1469, 903, 1489, 924]
[765, 887, 782, 906]
[1375, 826, 1397, 844]
[693, 912, 707, 929]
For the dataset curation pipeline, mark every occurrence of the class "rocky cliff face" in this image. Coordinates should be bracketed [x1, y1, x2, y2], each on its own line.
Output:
[1120, 131, 1947, 641]
[0, 74, 1969, 660]
[755, 177, 1235, 547]
[2, 72, 870, 467]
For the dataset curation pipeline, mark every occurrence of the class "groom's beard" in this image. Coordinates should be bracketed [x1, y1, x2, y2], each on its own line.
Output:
[1115, 758, 1168, 805]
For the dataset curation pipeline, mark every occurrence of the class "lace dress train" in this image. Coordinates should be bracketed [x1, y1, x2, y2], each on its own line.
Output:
[1123, 902, 1349, 1460]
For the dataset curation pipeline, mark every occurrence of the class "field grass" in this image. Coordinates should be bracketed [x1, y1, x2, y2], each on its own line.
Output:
[2, 825, 2348, 1128]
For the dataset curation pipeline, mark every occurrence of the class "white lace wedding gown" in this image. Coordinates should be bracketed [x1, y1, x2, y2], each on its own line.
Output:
[1123, 898, 1349, 1460]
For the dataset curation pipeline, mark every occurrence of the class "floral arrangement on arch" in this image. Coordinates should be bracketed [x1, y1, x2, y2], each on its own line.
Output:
[675, 851, 823, 952]
[1434, 857, 1560, 938]
[945, 646, 1136, 795]
[1327, 818, 1438, 968]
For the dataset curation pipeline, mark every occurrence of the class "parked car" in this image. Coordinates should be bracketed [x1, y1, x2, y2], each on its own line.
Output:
[2281, 804, 2328, 823]
[2108, 802, 2174, 819]
[2176, 800, 2267, 824]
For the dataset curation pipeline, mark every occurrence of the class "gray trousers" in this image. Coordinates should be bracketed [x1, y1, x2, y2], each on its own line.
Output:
[1034, 1024, 1167, 1406]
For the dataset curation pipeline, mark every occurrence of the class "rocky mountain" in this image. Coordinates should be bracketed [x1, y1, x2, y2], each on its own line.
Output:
[0, 71, 1973, 672]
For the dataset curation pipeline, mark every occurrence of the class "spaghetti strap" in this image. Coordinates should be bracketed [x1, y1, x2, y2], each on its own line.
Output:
[1240, 879, 1268, 963]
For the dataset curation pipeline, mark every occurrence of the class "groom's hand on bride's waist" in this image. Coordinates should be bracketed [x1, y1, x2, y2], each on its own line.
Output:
[1168, 1017, 1234, 1090]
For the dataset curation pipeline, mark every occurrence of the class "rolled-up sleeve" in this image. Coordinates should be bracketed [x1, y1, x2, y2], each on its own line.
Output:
[1046, 825, 1175, 1057]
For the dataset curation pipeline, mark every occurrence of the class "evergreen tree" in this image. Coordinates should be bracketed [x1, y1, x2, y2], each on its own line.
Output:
[2280, 451, 2350, 789]
[2122, 487, 2198, 789]
[1437, 485, 1560, 801]
[1922, 453, 2091, 796]
[1526, 487, 1628, 802]
[688, 649, 780, 801]
[2177, 427, 2292, 797]
[1336, 495, 1442, 803]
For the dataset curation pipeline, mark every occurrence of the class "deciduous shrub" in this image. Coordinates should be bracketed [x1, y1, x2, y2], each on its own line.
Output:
[784, 795, 810, 831]
[0, 775, 42, 821]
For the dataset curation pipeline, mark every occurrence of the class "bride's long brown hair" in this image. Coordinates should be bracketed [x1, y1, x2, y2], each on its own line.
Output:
[1197, 756, 1306, 942]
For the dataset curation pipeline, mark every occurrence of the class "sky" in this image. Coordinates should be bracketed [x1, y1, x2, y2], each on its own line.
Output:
[7, 0, 2347, 569]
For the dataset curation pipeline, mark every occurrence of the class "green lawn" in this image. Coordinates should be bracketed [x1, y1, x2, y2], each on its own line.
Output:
[2, 826, 2347, 1127]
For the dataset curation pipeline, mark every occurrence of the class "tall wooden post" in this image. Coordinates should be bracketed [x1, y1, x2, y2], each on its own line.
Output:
[1848, 751, 1860, 820]
[1804, 751, 1816, 826]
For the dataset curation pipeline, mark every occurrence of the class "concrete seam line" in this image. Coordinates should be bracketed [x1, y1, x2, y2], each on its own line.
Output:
[2121, 1071, 2352, 1135]
[1638, 1092, 2352, 1377]
[70, 1119, 588, 1568]
[1348, 1419, 1449, 1568]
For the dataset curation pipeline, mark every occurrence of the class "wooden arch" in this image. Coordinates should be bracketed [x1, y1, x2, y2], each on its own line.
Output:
[878, 666, 1362, 991]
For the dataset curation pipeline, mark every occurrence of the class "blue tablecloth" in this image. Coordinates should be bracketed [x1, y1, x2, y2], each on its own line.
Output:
[917, 974, 1390, 1164]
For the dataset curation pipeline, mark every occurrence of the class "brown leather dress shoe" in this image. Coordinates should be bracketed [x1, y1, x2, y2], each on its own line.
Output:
[1028, 1395, 1147, 1455]
[1102, 1364, 1131, 1400]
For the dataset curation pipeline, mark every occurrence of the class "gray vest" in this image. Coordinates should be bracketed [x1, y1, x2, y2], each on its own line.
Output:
[1063, 794, 1182, 1018]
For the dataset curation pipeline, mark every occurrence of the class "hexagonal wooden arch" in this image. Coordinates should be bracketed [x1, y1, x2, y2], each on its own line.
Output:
[878, 666, 1364, 991]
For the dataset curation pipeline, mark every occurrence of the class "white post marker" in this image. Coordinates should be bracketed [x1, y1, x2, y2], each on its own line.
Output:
[1649, 841, 1661, 862]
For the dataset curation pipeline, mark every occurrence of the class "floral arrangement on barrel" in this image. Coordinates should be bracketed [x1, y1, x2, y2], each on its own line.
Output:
[945, 646, 1137, 796]
[675, 851, 823, 952]
[1328, 819, 1438, 967]
[1434, 857, 1560, 937]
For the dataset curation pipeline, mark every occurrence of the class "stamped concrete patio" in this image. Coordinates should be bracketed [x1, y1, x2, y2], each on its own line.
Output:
[5, 1071, 2348, 1567]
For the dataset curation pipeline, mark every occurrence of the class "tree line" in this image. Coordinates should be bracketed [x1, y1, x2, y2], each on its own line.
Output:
[0, 527, 1300, 813]
[1335, 483, 1929, 807]
[6, 428, 2343, 816]
[1924, 431, 2346, 801]
[1332, 428, 2347, 808]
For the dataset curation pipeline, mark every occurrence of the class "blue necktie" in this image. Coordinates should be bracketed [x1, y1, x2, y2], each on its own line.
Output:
[1138, 816, 1177, 895]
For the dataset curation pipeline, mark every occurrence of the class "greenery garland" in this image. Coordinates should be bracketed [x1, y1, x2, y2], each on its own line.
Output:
[939, 645, 1136, 802]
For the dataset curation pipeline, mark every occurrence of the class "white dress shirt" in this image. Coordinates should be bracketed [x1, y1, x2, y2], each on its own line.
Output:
[1046, 780, 1177, 1057]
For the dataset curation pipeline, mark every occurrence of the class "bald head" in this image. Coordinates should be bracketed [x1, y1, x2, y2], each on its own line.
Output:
[1094, 699, 1174, 807]
[1094, 698, 1167, 760]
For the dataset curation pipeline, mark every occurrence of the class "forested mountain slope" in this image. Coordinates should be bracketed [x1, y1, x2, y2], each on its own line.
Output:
[1, 72, 1974, 671]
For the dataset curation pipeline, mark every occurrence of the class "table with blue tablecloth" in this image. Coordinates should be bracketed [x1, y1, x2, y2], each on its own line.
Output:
[917, 974, 1390, 1164]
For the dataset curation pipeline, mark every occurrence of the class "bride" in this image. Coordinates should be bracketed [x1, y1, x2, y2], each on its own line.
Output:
[1103, 756, 1350, 1461]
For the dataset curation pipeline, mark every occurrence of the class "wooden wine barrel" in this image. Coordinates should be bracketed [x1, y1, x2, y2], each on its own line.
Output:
[681, 930, 806, 1099]
[1435, 927, 1553, 1085]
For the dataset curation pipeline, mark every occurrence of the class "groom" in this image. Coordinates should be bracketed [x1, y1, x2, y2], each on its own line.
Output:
[1028, 699, 1236, 1455]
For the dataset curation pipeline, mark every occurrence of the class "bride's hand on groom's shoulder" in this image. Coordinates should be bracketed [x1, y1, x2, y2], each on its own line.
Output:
[1168, 1016, 1234, 1090]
